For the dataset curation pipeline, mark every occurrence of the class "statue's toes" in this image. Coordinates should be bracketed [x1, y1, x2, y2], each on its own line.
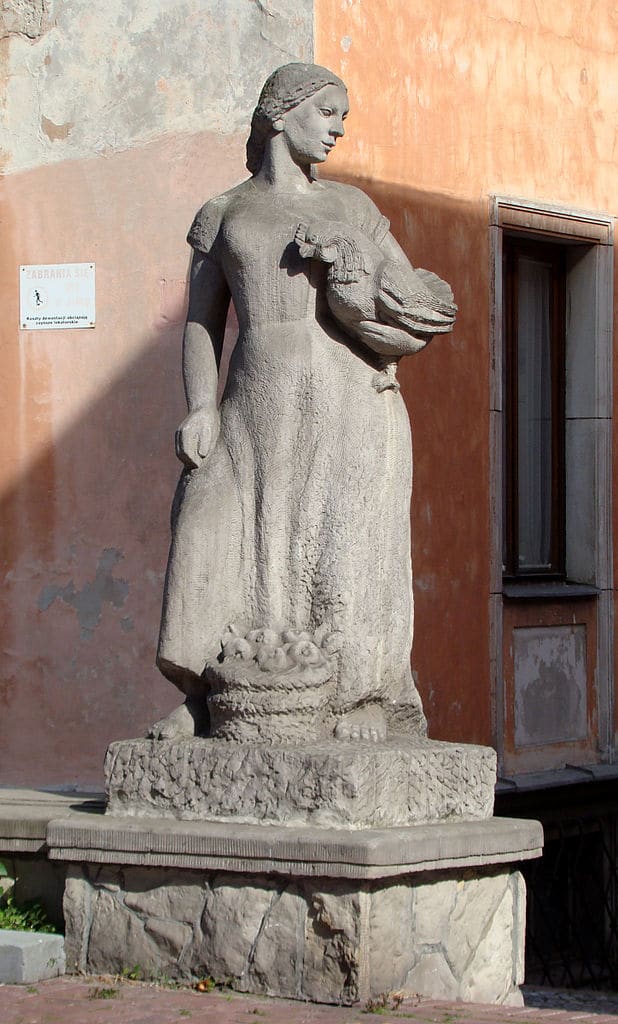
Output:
[146, 702, 197, 740]
[334, 705, 387, 743]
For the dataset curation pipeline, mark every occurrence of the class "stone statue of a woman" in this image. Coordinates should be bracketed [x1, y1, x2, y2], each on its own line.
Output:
[152, 63, 456, 745]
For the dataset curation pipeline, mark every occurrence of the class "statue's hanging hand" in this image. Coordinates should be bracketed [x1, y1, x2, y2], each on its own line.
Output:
[175, 406, 220, 469]
[356, 321, 431, 392]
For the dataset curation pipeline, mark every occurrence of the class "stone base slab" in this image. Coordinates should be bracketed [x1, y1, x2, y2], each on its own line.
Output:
[47, 814, 542, 879]
[0, 789, 104, 854]
[51, 812, 542, 1006]
[104, 737, 497, 827]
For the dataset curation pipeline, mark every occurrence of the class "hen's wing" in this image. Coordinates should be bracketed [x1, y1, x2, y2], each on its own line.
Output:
[376, 261, 457, 334]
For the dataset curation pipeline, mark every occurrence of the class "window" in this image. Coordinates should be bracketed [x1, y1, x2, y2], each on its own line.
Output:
[502, 237, 566, 578]
[490, 198, 614, 770]
[490, 198, 613, 592]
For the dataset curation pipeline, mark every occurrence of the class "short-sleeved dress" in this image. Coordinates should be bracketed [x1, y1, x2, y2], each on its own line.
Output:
[157, 177, 425, 725]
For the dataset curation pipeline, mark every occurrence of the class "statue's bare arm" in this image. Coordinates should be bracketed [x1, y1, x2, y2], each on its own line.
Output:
[175, 252, 231, 469]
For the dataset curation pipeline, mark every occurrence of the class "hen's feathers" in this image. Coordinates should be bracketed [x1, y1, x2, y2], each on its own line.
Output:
[295, 220, 457, 338]
[377, 262, 457, 334]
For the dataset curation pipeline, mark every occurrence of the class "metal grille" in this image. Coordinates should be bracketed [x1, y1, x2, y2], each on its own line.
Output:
[521, 814, 618, 988]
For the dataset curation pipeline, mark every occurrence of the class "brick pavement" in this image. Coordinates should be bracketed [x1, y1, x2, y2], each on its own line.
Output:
[1, 979, 618, 1024]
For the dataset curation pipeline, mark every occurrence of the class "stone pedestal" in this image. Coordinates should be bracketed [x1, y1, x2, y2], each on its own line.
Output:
[48, 813, 543, 1006]
[104, 738, 497, 827]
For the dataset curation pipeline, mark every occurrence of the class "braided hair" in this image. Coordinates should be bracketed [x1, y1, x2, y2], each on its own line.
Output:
[246, 63, 347, 175]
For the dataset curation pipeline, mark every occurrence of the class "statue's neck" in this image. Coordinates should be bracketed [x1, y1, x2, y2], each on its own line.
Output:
[253, 137, 317, 195]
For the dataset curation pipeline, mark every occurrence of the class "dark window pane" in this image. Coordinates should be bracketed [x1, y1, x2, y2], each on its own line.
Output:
[517, 256, 553, 570]
[502, 237, 565, 579]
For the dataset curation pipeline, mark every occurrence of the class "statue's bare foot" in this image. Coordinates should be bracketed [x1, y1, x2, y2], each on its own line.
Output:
[147, 699, 204, 740]
[334, 704, 386, 742]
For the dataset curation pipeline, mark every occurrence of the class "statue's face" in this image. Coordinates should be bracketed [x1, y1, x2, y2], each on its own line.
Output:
[278, 84, 349, 166]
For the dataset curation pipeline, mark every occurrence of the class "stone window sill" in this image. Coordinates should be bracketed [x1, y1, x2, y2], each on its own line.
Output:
[502, 581, 599, 600]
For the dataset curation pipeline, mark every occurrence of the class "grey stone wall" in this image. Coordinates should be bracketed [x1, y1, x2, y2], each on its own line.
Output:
[64, 862, 525, 1005]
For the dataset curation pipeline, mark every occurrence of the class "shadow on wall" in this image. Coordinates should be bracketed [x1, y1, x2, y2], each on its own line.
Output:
[0, 306, 188, 788]
[0, 178, 490, 788]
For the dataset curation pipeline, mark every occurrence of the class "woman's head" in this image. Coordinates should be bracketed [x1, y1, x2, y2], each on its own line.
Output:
[246, 62, 348, 175]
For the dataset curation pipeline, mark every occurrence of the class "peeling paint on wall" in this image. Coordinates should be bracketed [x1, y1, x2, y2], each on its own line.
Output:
[0, 0, 53, 40]
[0, 0, 314, 173]
[513, 625, 588, 748]
[38, 548, 129, 641]
[40, 115, 73, 141]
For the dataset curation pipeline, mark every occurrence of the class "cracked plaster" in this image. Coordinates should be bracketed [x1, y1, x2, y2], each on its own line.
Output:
[0, 0, 313, 173]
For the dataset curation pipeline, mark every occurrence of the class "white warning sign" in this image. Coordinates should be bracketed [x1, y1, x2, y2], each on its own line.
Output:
[20, 263, 96, 330]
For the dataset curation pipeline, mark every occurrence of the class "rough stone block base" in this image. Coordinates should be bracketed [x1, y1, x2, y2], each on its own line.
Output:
[105, 738, 497, 827]
[63, 862, 524, 1004]
[0, 930, 65, 983]
[54, 815, 542, 1005]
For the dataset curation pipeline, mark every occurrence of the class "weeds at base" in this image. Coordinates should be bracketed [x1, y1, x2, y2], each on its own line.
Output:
[119, 965, 143, 982]
[0, 890, 58, 934]
[364, 991, 407, 1014]
[88, 987, 118, 1000]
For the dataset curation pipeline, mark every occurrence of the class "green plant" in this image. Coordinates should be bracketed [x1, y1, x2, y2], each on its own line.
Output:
[120, 964, 143, 981]
[88, 987, 118, 1000]
[150, 970, 184, 990]
[179, 1012, 191, 1018]
[0, 892, 57, 933]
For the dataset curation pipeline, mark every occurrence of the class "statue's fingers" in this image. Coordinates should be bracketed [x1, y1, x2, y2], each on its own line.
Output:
[179, 428, 202, 467]
[357, 320, 384, 337]
[196, 431, 212, 459]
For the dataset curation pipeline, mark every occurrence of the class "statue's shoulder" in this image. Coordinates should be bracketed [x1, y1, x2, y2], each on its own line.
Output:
[320, 180, 390, 244]
[320, 179, 369, 201]
[187, 180, 252, 255]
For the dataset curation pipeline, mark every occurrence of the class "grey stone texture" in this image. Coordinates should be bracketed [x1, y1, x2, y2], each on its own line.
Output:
[104, 738, 497, 827]
[63, 860, 525, 1005]
[0, 789, 104, 853]
[0, 930, 65, 984]
[294, 221, 456, 392]
[154, 64, 457, 745]
[52, 814, 540, 1003]
[46, 814, 543, 878]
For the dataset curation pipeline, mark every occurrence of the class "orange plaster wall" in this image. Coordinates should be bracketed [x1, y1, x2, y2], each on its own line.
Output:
[316, 0, 618, 747]
[0, 132, 246, 786]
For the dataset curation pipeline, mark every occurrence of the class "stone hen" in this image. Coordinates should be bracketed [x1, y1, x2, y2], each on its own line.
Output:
[295, 219, 457, 390]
